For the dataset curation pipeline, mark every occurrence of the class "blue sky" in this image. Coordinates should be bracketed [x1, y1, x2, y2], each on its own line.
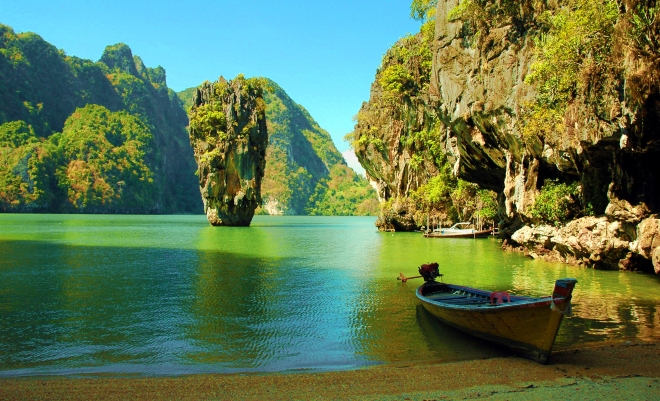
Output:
[1, 0, 422, 168]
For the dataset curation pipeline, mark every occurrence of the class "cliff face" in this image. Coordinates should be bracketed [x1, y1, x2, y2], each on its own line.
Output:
[180, 80, 379, 217]
[427, 0, 660, 271]
[351, 25, 499, 231]
[351, 32, 443, 230]
[260, 80, 338, 215]
[353, 1, 659, 272]
[188, 76, 268, 226]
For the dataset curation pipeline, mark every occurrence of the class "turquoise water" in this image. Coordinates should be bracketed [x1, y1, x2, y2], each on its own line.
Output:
[1, 214, 659, 377]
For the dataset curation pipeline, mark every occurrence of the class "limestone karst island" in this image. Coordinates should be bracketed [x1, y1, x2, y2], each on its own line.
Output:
[188, 76, 269, 226]
[1, 1, 660, 400]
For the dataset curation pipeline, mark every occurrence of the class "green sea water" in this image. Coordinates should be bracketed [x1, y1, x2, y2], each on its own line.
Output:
[1, 214, 659, 377]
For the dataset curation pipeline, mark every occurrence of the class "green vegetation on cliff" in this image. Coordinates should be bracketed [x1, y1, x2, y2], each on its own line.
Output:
[261, 79, 377, 216]
[188, 75, 269, 226]
[0, 24, 200, 213]
[180, 79, 378, 216]
[443, 0, 660, 224]
[347, 2, 497, 230]
[56, 105, 155, 211]
[522, 0, 620, 144]
[410, 154, 497, 227]
[529, 179, 581, 225]
[521, 0, 660, 145]
[0, 105, 155, 212]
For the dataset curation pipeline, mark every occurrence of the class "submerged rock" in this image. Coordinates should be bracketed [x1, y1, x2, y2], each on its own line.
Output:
[188, 76, 268, 226]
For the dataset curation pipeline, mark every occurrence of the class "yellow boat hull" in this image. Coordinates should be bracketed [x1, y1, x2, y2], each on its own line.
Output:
[417, 279, 577, 363]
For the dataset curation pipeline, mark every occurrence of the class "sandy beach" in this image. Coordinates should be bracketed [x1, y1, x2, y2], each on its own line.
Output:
[1, 340, 659, 400]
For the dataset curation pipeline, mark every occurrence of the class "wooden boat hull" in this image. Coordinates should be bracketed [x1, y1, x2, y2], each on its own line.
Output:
[423, 229, 493, 238]
[417, 279, 577, 363]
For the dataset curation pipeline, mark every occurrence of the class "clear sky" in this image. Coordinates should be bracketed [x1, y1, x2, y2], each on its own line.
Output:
[1, 0, 422, 164]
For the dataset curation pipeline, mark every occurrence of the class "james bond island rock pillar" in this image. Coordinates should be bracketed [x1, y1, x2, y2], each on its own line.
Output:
[188, 75, 268, 226]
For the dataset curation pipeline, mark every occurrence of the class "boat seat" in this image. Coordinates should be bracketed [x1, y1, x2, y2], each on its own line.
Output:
[428, 295, 469, 301]
[444, 298, 489, 305]
[489, 291, 511, 305]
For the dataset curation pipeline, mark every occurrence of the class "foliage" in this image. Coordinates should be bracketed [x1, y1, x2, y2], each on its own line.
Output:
[306, 164, 379, 216]
[0, 121, 38, 148]
[475, 189, 498, 222]
[380, 33, 433, 103]
[626, 1, 660, 59]
[400, 125, 446, 166]
[0, 134, 56, 211]
[410, 0, 437, 45]
[529, 179, 581, 224]
[410, 155, 498, 227]
[410, 0, 437, 21]
[378, 64, 415, 100]
[622, 0, 660, 101]
[0, 24, 200, 213]
[188, 102, 228, 141]
[56, 105, 155, 211]
[446, 0, 538, 41]
[522, 0, 619, 141]
[0, 105, 156, 212]
[520, 1, 660, 141]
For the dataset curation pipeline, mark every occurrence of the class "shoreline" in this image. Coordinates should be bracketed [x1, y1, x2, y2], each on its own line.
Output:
[2, 340, 659, 400]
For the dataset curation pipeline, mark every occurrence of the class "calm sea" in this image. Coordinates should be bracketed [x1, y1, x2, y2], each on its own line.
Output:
[1, 214, 659, 377]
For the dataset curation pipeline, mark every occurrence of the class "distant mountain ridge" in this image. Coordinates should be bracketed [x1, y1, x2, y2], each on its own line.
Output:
[0, 24, 200, 213]
[0, 22, 376, 216]
[179, 80, 378, 216]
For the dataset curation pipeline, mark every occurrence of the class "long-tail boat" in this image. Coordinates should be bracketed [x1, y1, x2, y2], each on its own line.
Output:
[403, 263, 577, 364]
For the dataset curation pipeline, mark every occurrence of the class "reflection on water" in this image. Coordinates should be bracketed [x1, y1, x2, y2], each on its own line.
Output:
[0, 214, 659, 377]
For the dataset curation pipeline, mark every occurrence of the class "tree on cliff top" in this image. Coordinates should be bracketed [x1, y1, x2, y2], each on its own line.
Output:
[411, 0, 437, 21]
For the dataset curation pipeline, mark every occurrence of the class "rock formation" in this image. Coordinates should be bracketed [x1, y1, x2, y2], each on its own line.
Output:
[354, 1, 660, 271]
[425, 0, 660, 271]
[350, 31, 443, 230]
[180, 79, 378, 217]
[188, 76, 268, 226]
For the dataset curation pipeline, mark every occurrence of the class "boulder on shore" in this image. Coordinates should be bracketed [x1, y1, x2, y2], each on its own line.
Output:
[510, 207, 660, 272]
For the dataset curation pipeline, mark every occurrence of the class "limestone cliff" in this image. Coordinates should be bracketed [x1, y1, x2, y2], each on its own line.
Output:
[188, 76, 268, 226]
[426, 0, 659, 272]
[180, 80, 379, 217]
[354, 1, 660, 272]
[350, 31, 443, 230]
[350, 23, 498, 231]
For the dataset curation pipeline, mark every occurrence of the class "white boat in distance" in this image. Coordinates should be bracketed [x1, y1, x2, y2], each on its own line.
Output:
[423, 222, 495, 238]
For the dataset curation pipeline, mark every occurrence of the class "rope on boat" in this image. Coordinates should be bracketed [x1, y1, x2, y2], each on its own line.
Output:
[550, 298, 573, 316]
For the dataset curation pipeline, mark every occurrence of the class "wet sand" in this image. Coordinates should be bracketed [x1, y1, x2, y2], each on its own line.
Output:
[1, 341, 659, 400]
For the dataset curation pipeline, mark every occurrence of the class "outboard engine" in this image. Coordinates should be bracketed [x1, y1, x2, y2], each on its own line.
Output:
[418, 262, 440, 282]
